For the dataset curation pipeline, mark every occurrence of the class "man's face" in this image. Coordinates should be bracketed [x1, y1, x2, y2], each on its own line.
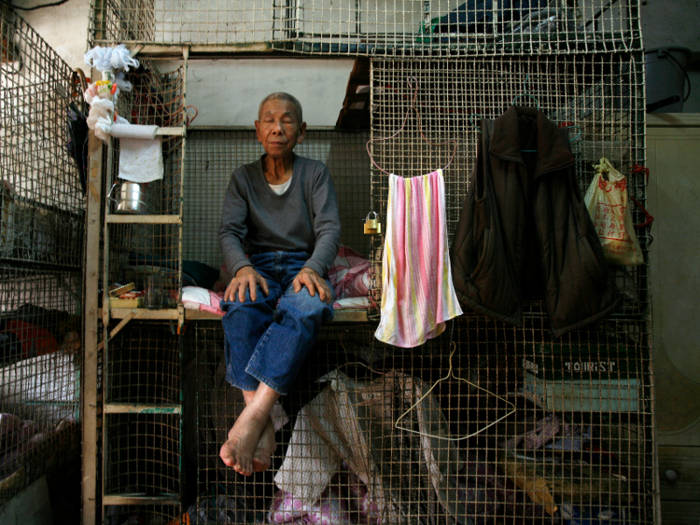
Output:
[255, 99, 306, 160]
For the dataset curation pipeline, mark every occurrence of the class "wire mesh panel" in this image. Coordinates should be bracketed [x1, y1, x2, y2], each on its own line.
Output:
[88, 0, 642, 55]
[182, 321, 382, 525]
[182, 311, 653, 524]
[102, 323, 182, 523]
[0, 8, 84, 513]
[105, 323, 181, 405]
[358, 55, 654, 523]
[0, 267, 82, 506]
[368, 54, 648, 312]
[107, 222, 182, 308]
[183, 129, 372, 268]
[103, 413, 182, 498]
[117, 62, 188, 133]
[0, 10, 86, 271]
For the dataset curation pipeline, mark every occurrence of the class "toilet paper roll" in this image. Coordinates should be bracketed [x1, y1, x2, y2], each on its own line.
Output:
[111, 124, 159, 140]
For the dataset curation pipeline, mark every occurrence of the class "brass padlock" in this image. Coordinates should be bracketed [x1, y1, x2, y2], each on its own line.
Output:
[363, 211, 381, 234]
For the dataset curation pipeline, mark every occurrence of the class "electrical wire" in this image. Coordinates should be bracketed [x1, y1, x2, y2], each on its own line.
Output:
[0, 0, 70, 11]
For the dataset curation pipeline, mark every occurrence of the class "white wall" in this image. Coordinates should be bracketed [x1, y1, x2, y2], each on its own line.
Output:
[179, 58, 354, 128]
[21, 0, 90, 72]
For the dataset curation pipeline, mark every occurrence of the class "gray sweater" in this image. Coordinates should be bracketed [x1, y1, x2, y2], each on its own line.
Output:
[219, 154, 341, 278]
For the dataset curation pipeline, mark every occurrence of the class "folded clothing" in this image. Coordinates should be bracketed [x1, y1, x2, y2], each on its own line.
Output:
[332, 297, 371, 310]
[182, 287, 225, 316]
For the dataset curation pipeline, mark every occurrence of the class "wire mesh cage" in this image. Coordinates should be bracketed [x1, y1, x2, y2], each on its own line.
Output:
[106, 63, 186, 308]
[88, 0, 642, 56]
[181, 315, 654, 523]
[0, 267, 83, 505]
[153, 53, 657, 525]
[85, 0, 656, 521]
[103, 412, 182, 505]
[368, 54, 649, 314]
[102, 323, 182, 521]
[0, 10, 86, 271]
[105, 322, 181, 405]
[0, 8, 84, 512]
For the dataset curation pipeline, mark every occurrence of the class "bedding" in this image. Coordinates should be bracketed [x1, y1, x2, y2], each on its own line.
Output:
[327, 245, 370, 301]
[181, 245, 373, 316]
[0, 352, 80, 483]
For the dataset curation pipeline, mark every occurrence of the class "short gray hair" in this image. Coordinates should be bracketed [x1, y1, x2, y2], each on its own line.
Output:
[258, 92, 303, 123]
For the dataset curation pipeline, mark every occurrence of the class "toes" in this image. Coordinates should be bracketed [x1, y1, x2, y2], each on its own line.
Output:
[219, 446, 236, 468]
[252, 454, 271, 472]
[234, 463, 253, 476]
[220, 442, 253, 475]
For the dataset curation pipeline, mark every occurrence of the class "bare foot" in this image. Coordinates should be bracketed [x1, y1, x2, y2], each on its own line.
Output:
[219, 404, 269, 476]
[251, 418, 277, 472]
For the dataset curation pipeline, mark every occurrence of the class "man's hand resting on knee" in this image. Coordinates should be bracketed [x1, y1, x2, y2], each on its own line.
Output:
[293, 267, 332, 304]
[224, 266, 270, 303]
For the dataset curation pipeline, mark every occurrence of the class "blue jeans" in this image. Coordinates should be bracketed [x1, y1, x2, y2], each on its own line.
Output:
[220, 251, 334, 395]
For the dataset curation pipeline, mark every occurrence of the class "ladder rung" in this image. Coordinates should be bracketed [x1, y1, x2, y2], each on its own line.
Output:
[105, 403, 181, 414]
[109, 308, 180, 320]
[155, 126, 186, 136]
[106, 215, 182, 224]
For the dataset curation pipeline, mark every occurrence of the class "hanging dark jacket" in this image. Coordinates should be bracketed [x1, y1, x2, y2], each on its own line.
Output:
[450, 106, 620, 338]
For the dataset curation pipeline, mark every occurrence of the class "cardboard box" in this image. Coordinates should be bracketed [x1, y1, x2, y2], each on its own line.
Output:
[521, 342, 639, 381]
[109, 296, 144, 308]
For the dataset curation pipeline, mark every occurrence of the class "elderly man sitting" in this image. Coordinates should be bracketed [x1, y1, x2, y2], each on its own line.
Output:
[218, 92, 340, 476]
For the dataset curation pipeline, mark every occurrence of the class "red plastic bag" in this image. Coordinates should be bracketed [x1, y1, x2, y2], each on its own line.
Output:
[584, 158, 644, 266]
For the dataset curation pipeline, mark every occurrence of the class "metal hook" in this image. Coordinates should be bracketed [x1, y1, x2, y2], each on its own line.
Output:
[469, 113, 484, 134]
[407, 76, 419, 109]
[567, 124, 582, 142]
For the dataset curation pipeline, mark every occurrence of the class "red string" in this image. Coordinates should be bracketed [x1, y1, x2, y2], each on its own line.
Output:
[626, 165, 653, 229]
[629, 164, 650, 184]
[630, 196, 654, 230]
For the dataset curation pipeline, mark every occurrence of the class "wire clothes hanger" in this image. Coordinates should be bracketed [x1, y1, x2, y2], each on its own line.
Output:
[511, 74, 541, 111]
[394, 324, 517, 442]
[366, 76, 458, 177]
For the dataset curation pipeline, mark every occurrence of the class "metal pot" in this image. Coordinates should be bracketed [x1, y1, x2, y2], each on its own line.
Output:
[109, 181, 149, 214]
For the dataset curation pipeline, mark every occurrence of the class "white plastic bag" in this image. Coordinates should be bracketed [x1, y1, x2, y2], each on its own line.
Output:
[584, 158, 644, 266]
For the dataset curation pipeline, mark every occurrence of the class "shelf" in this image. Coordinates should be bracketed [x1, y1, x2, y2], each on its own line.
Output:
[185, 308, 370, 323]
[0, 257, 82, 274]
[103, 495, 180, 506]
[155, 126, 186, 136]
[647, 114, 700, 128]
[107, 306, 370, 322]
[129, 42, 274, 58]
[106, 215, 182, 224]
[104, 403, 181, 415]
[108, 308, 180, 320]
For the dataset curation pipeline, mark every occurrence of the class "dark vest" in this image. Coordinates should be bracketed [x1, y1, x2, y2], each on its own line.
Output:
[450, 106, 620, 338]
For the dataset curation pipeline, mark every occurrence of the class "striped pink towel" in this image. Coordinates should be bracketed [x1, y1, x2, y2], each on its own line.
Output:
[375, 170, 462, 348]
